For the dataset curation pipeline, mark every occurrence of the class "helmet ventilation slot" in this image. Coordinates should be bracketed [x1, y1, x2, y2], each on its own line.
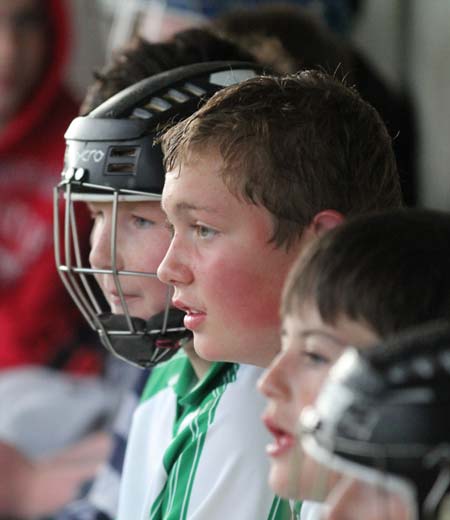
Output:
[106, 146, 140, 175]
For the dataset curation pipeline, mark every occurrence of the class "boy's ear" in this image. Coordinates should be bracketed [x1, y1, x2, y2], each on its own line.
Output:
[309, 210, 345, 237]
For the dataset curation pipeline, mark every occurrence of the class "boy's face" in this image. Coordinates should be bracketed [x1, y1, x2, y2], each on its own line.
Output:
[158, 149, 303, 367]
[258, 302, 378, 499]
[88, 200, 170, 320]
[0, 0, 48, 124]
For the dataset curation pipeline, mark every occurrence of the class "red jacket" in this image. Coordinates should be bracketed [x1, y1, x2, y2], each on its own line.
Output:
[0, 0, 102, 373]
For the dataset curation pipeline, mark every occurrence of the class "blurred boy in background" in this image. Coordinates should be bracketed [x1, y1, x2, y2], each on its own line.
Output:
[260, 208, 450, 517]
[300, 320, 450, 520]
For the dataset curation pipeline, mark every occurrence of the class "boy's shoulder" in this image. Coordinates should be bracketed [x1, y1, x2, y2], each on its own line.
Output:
[140, 351, 245, 404]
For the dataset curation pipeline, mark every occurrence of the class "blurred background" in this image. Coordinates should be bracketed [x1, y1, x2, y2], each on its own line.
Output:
[67, 0, 450, 210]
[0, 1, 448, 516]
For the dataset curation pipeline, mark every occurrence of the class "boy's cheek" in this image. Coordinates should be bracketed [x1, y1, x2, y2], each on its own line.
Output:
[208, 262, 282, 328]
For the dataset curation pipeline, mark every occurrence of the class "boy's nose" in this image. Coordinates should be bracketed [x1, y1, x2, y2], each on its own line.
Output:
[157, 240, 193, 287]
[89, 224, 124, 272]
[257, 350, 292, 400]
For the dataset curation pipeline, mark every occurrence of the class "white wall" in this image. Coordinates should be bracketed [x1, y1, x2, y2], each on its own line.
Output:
[352, 0, 403, 89]
[408, 0, 450, 209]
[64, 0, 109, 100]
[352, 0, 450, 210]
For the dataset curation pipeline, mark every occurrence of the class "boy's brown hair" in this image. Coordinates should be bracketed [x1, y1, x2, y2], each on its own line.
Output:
[161, 71, 402, 249]
[282, 208, 450, 337]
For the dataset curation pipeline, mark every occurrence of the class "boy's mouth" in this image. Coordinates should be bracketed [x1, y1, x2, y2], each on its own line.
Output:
[172, 299, 206, 331]
[262, 416, 296, 457]
[172, 299, 202, 314]
[107, 290, 139, 307]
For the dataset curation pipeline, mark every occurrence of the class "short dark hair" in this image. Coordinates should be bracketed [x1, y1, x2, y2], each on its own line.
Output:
[283, 208, 450, 337]
[162, 71, 402, 249]
[212, 3, 352, 76]
[80, 29, 254, 114]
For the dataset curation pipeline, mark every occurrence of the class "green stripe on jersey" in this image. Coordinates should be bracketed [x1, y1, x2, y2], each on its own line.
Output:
[292, 500, 302, 519]
[140, 353, 290, 519]
[148, 359, 238, 519]
[269, 496, 295, 520]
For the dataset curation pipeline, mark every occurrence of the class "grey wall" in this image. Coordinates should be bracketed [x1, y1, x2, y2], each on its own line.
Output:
[65, 0, 109, 100]
[353, 0, 450, 209]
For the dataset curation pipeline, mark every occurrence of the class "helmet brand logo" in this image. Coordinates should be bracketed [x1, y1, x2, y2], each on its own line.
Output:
[77, 149, 105, 163]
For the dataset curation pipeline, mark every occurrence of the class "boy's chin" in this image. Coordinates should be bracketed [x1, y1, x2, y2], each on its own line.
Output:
[268, 453, 334, 503]
[192, 337, 242, 365]
[191, 336, 218, 362]
[268, 463, 302, 500]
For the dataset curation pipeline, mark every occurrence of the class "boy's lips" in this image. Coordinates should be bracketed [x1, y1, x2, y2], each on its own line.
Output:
[107, 290, 139, 307]
[262, 416, 296, 457]
[172, 299, 206, 331]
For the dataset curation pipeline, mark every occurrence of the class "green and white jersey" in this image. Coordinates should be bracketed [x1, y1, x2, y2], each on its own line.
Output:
[292, 500, 324, 519]
[116, 350, 292, 520]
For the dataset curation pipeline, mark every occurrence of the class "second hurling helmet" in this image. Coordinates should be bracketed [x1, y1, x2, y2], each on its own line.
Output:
[300, 321, 450, 520]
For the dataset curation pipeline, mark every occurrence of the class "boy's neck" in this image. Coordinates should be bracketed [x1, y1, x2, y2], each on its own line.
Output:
[183, 340, 212, 379]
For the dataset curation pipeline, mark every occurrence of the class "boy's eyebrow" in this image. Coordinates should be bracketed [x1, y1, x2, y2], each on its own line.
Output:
[299, 329, 346, 347]
[172, 201, 218, 214]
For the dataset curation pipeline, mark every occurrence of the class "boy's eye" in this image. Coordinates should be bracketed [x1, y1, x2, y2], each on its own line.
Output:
[302, 350, 330, 366]
[194, 225, 217, 239]
[133, 216, 154, 229]
[300, 333, 344, 367]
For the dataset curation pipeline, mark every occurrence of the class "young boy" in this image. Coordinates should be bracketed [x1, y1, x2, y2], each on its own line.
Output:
[300, 320, 450, 520]
[158, 70, 402, 369]
[258, 208, 450, 515]
[156, 71, 401, 518]
[59, 70, 400, 519]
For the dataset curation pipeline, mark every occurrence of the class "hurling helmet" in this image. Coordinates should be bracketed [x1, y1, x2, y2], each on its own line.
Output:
[300, 321, 450, 520]
[54, 61, 265, 368]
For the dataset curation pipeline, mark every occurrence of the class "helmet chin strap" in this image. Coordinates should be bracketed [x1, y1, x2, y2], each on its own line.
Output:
[97, 308, 192, 369]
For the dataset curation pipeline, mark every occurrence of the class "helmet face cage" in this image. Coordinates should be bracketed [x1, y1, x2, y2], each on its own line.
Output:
[54, 183, 181, 368]
[54, 62, 266, 368]
[297, 322, 450, 520]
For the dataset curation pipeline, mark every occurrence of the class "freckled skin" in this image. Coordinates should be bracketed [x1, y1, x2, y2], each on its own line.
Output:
[158, 149, 303, 368]
[200, 225, 289, 328]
